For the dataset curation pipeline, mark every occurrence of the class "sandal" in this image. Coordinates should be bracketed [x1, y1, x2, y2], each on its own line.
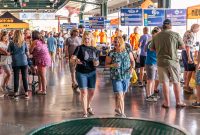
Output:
[192, 101, 200, 108]
[36, 90, 46, 95]
[183, 87, 193, 94]
[87, 108, 95, 115]
[176, 103, 186, 108]
[162, 104, 169, 108]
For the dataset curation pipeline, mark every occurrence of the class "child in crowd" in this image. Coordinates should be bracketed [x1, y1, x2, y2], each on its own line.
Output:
[145, 27, 161, 102]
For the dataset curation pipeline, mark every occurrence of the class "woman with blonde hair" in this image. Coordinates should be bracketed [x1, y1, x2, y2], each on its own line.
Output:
[8, 30, 29, 100]
[105, 36, 135, 117]
[0, 31, 12, 91]
[70, 31, 99, 118]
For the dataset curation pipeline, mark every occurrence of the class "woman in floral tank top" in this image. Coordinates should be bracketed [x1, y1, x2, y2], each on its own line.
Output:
[105, 36, 134, 117]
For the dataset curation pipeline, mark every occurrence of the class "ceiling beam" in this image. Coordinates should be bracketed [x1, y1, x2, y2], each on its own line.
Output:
[70, 0, 101, 6]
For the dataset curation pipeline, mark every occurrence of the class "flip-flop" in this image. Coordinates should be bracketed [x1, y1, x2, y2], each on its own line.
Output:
[162, 104, 169, 108]
[176, 103, 186, 108]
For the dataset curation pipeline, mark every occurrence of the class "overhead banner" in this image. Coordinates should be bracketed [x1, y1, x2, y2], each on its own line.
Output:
[89, 17, 105, 29]
[120, 8, 143, 26]
[166, 9, 186, 26]
[144, 9, 165, 26]
[20, 13, 55, 20]
[187, 5, 200, 19]
[62, 23, 77, 30]
[79, 20, 91, 31]
[110, 18, 119, 25]
[39, 13, 55, 20]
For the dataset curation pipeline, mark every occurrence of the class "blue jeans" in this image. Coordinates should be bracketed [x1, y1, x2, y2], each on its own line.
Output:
[76, 71, 96, 90]
[112, 79, 130, 93]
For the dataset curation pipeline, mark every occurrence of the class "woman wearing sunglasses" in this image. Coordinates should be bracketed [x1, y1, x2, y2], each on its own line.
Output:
[70, 31, 99, 118]
[106, 36, 135, 117]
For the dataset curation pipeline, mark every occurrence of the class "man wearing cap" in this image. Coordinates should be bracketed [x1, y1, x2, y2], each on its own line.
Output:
[78, 24, 85, 38]
[151, 19, 186, 108]
[65, 27, 82, 93]
[182, 24, 200, 93]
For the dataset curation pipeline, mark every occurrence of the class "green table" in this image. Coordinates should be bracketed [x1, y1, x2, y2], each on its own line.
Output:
[28, 118, 190, 135]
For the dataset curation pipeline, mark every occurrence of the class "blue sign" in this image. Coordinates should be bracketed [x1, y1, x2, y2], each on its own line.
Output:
[89, 17, 105, 29]
[144, 9, 165, 26]
[85, 21, 91, 31]
[80, 20, 84, 24]
[62, 23, 77, 30]
[104, 20, 110, 29]
[79, 20, 91, 31]
[166, 9, 186, 26]
[120, 8, 143, 26]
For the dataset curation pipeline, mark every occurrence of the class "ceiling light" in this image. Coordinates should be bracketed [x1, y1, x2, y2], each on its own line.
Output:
[3, 5, 8, 8]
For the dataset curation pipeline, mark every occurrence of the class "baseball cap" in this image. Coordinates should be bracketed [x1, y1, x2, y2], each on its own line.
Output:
[163, 19, 171, 25]
[78, 24, 85, 28]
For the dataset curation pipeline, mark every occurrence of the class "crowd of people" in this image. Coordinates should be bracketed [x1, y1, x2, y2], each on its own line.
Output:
[0, 19, 200, 118]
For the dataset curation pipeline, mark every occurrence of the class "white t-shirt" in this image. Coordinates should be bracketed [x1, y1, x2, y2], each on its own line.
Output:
[0, 42, 11, 65]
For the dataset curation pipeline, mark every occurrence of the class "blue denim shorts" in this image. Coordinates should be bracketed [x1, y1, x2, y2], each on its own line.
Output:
[196, 70, 200, 85]
[112, 79, 130, 93]
[76, 71, 96, 90]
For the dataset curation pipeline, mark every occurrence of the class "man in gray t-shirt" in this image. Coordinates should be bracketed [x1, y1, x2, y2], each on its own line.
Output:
[65, 27, 82, 93]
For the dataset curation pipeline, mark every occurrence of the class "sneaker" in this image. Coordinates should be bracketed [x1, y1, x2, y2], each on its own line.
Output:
[24, 94, 30, 100]
[146, 96, 157, 102]
[13, 95, 19, 100]
[115, 109, 121, 116]
[0, 94, 5, 98]
[151, 93, 160, 99]
[72, 84, 80, 94]
[120, 114, 126, 118]
[83, 114, 88, 118]
[192, 101, 200, 108]
[5, 86, 12, 91]
[87, 108, 95, 115]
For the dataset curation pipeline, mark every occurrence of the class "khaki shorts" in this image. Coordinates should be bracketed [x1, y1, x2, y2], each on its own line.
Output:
[157, 65, 180, 83]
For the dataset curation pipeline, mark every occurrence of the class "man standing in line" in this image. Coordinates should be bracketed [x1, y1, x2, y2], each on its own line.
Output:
[151, 19, 186, 108]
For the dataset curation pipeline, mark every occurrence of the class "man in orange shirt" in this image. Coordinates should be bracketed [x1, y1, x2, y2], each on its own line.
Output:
[92, 29, 99, 47]
[129, 27, 140, 50]
[99, 29, 107, 44]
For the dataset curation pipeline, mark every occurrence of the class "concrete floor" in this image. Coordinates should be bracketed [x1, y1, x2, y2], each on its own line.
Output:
[0, 61, 199, 135]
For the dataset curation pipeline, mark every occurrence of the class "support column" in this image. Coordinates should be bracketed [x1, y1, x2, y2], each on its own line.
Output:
[79, 12, 83, 21]
[58, 16, 60, 33]
[158, 0, 171, 8]
[101, 0, 108, 18]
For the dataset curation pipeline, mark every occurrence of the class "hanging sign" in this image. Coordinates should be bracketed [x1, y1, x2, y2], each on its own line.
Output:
[121, 8, 143, 26]
[144, 9, 165, 26]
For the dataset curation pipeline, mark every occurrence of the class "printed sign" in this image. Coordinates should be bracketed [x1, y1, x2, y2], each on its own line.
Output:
[121, 8, 143, 26]
[144, 9, 165, 26]
[89, 17, 105, 29]
[166, 9, 186, 26]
